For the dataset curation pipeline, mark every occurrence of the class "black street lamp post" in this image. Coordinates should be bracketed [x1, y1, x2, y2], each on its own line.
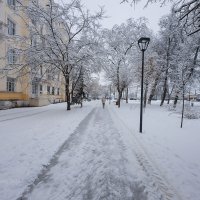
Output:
[138, 37, 150, 133]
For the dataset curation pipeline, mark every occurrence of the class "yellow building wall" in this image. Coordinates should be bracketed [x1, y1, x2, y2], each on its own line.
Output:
[0, 0, 30, 101]
[0, 91, 28, 100]
[0, 0, 66, 105]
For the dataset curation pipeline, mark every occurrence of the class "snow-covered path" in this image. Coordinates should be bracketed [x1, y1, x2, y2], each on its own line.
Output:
[1, 101, 198, 200]
[17, 105, 179, 200]
[18, 106, 143, 200]
[0, 102, 96, 200]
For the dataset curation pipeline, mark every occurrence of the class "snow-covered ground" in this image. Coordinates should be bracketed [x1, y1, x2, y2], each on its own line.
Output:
[112, 100, 200, 200]
[0, 100, 200, 200]
[0, 102, 96, 200]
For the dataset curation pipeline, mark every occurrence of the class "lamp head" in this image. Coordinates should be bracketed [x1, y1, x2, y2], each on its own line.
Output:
[138, 37, 150, 51]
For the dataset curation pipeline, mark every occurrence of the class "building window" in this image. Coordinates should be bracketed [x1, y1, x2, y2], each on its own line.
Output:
[47, 74, 51, 80]
[7, 0, 16, 8]
[40, 66, 43, 75]
[32, 82, 38, 94]
[7, 19, 16, 35]
[47, 86, 50, 94]
[7, 77, 15, 92]
[47, 69, 51, 80]
[7, 49, 17, 64]
[52, 87, 55, 95]
[40, 85, 43, 94]
[57, 88, 60, 95]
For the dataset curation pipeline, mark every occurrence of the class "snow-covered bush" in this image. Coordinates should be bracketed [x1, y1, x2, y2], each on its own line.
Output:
[166, 104, 176, 111]
[184, 106, 200, 119]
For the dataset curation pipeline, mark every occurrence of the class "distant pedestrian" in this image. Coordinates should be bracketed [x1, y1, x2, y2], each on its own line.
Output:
[191, 99, 194, 107]
[102, 97, 106, 109]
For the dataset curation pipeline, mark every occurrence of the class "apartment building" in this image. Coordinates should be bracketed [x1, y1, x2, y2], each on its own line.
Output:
[0, 0, 65, 109]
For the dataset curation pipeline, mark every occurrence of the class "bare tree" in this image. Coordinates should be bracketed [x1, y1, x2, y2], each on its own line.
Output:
[101, 18, 150, 107]
[12, 0, 103, 110]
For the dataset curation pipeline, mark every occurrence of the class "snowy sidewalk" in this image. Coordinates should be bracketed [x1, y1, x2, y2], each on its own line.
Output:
[17, 106, 147, 200]
[1, 101, 199, 200]
[17, 104, 178, 200]
[0, 102, 96, 200]
[110, 101, 200, 200]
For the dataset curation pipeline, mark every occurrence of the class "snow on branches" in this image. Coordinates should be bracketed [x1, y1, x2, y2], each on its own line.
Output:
[121, 0, 200, 35]
[14, 0, 104, 110]
[100, 18, 151, 107]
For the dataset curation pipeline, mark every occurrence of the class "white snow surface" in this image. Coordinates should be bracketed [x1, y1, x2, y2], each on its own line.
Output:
[0, 102, 96, 200]
[113, 100, 200, 200]
[0, 101, 200, 200]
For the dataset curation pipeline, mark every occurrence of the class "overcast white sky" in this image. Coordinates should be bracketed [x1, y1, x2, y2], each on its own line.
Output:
[56, 0, 172, 33]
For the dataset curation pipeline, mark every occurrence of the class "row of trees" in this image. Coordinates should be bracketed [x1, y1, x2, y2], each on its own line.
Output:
[26, 0, 105, 110]
[1, 0, 199, 115]
[99, 0, 199, 127]
[99, 13, 199, 108]
[99, 18, 151, 107]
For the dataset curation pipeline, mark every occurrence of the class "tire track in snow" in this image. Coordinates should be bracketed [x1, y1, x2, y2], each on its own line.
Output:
[0, 110, 48, 122]
[109, 106, 183, 200]
[0, 107, 41, 117]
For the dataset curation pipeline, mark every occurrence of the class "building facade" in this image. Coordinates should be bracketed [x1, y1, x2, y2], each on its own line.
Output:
[0, 0, 65, 109]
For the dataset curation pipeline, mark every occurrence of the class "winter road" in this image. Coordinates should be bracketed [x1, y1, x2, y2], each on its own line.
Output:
[16, 104, 181, 200]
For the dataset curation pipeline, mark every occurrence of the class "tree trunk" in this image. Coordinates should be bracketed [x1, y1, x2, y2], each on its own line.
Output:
[65, 75, 71, 110]
[167, 90, 170, 104]
[181, 84, 185, 128]
[167, 96, 170, 104]
[160, 71, 168, 106]
[173, 93, 179, 108]
[126, 87, 128, 103]
[117, 91, 120, 108]
[148, 76, 159, 104]
[117, 90, 123, 108]
[160, 38, 171, 107]
[116, 64, 120, 108]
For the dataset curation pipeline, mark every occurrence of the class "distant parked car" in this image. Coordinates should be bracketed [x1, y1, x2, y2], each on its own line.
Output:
[130, 98, 136, 100]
